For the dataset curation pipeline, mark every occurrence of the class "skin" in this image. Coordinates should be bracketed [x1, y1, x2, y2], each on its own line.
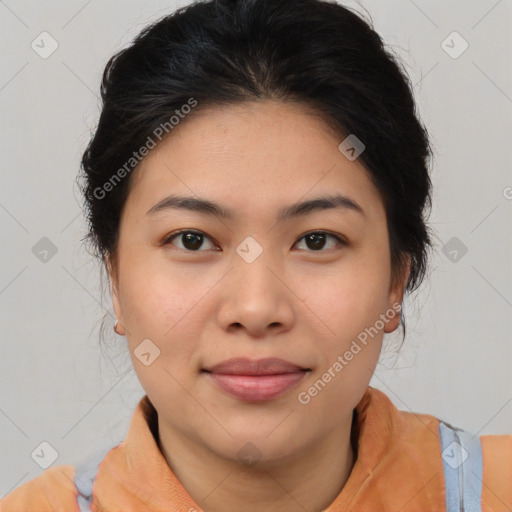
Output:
[109, 100, 409, 512]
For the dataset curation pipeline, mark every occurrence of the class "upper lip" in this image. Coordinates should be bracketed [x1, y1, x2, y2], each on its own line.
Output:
[203, 357, 310, 375]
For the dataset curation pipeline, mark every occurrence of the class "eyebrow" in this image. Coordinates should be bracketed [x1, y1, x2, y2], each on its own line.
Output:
[146, 193, 366, 221]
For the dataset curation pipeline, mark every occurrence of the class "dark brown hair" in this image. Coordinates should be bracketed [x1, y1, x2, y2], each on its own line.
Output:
[78, 0, 435, 343]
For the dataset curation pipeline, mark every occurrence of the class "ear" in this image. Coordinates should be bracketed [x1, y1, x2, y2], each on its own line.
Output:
[383, 256, 411, 334]
[107, 254, 126, 336]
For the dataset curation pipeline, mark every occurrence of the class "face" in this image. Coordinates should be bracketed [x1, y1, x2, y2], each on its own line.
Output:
[110, 100, 408, 464]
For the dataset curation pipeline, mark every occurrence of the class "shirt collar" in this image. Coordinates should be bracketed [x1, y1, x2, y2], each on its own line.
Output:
[93, 386, 444, 510]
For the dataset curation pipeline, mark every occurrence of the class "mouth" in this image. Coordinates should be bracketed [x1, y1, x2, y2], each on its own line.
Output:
[202, 357, 311, 401]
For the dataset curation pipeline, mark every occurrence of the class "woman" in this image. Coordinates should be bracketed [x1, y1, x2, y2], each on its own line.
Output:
[2, 0, 510, 510]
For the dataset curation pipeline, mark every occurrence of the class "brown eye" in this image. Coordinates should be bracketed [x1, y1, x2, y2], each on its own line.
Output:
[163, 230, 216, 251]
[162, 229, 345, 253]
[294, 231, 346, 252]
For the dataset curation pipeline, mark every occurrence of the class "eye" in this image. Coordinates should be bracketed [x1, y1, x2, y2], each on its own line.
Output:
[294, 231, 346, 252]
[162, 229, 346, 253]
[162, 230, 217, 252]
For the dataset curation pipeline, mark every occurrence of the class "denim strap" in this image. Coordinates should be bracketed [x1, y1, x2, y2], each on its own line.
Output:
[439, 421, 483, 512]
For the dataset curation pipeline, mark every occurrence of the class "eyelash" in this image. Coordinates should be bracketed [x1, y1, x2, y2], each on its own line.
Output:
[161, 229, 347, 253]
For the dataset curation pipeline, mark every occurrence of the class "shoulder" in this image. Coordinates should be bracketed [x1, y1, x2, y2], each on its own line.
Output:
[0, 465, 78, 512]
[1, 437, 123, 512]
[480, 433, 512, 466]
[480, 434, 512, 511]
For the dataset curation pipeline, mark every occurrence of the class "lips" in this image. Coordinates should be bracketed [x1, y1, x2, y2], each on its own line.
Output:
[202, 357, 311, 401]
[203, 357, 310, 376]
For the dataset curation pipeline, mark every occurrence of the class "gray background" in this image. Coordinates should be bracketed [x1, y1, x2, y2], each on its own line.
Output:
[1, 0, 511, 497]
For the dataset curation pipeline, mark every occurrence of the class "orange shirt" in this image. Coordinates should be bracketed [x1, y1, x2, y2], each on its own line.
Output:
[1, 386, 511, 511]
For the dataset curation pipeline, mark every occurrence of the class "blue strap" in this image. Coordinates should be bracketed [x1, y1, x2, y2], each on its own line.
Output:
[73, 442, 119, 512]
[439, 421, 483, 512]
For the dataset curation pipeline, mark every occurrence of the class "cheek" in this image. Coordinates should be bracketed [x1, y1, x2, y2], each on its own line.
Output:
[118, 256, 191, 332]
[300, 262, 390, 333]
[296, 257, 390, 369]
[120, 274, 201, 402]
[118, 262, 212, 370]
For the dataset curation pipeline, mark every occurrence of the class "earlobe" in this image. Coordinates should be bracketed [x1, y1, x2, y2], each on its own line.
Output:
[383, 308, 398, 333]
[107, 256, 126, 335]
[110, 280, 127, 335]
[384, 256, 411, 334]
[113, 318, 125, 336]
[111, 287, 126, 335]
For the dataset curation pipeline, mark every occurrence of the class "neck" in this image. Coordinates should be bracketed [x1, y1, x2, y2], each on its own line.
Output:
[155, 410, 356, 512]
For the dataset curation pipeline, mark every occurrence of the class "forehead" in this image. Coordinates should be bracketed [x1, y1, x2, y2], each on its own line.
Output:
[126, 100, 385, 221]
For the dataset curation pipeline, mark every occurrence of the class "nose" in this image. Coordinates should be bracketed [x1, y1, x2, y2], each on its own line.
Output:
[216, 251, 296, 338]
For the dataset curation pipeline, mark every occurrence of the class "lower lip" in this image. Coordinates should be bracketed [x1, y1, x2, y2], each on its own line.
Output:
[205, 371, 308, 401]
